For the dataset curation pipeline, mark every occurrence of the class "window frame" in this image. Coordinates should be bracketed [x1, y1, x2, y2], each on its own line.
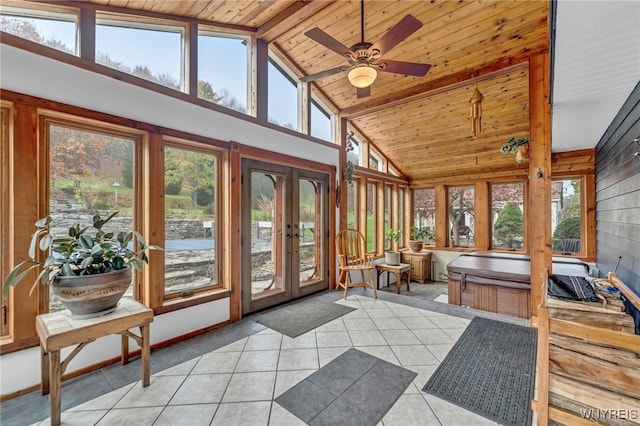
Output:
[1, 102, 12, 339]
[95, 11, 187, 92]
[0, 3, 79, 55]
[162, 138, 225, 302]
[551, 176, 585, 257]
[267, 55, 299, 131]
[310, 95, 333, 142]
[196, 28, 251, 114]
[489, 181, 526, 252]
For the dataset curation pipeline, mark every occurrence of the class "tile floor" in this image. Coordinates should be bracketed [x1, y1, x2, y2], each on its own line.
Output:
[2, 287, 529, 426]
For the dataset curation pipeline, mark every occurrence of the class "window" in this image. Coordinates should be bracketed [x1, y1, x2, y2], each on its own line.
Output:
[346, 180, 358, 229]
[1, 105, 10, 338]
[164, 144, 221, 299]
[197, 31, 249, 114]
[367, 182, 377, 252]
[347, 134, 361, 166]
[310, 98, 332, 141]
[0, 5, 77, 55]
[369, 151, 382, 171]
[47, 120, 138, 312]
[552, 178, 582, 254]
[384, 185, 391, 249]
[491, 182, 525, 250]
[448, 185, 475, 247]
[268, 59, 298, 130]
[414, 188, 436, 245]
[96, 14, 184, 91]
[398, 187, 404, 238]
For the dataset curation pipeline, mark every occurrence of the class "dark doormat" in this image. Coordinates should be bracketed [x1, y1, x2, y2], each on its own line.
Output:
[422, 316, 537, 426]
[252, 299, 355, 338]
[276, 348, 417, 425]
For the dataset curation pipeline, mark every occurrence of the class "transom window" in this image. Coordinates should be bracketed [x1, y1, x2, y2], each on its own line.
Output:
[268, 58, 298, 130]
[0, 5, 77, 55]
[96, 14, 184, 91]
[197, 31, 249, 114]
[310, 98, 332, 141]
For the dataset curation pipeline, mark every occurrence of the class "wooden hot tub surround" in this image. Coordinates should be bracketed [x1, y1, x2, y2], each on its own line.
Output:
[447, 253, 590, 319]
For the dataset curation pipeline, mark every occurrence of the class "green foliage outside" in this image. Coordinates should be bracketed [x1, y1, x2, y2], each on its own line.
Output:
[493, 203, 523, 249]
[552, 216, 581, 251]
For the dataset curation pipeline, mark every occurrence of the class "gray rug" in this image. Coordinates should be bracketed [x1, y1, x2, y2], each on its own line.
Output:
[277, 348, 417, 425]
[253, 299, 355, 338]
[422, 316, 537, 426]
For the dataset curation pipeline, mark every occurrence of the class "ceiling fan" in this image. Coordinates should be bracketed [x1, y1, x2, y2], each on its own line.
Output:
[301, 1, 432, 98]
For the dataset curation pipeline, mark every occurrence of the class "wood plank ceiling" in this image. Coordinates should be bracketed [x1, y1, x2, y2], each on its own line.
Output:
[81, 0, 549, 183]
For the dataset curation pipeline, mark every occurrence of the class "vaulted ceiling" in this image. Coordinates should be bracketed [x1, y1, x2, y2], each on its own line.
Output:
[77, 0, 631, 183]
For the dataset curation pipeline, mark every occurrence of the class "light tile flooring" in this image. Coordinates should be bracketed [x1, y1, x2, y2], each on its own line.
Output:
[30, 294, 511, 426]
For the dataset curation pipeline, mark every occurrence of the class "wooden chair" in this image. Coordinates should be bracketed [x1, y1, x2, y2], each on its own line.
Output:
[335, 229, 377, 299]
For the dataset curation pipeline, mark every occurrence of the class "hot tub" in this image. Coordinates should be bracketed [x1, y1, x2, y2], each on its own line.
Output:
[447, 253, 589, 318]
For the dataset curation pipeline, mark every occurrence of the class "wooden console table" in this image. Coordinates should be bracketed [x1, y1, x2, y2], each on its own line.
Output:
[376, 263, 411, 294]
[36, 298, 154, 425]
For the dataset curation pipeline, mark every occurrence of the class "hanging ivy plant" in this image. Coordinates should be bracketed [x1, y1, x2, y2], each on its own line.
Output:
[500, 136, 529, 154]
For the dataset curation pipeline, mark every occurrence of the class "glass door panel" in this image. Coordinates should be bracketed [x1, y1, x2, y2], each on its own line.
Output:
[242, 160, 328, 314]
[294, 172, 327, 293]
[243, 163, 290, 313]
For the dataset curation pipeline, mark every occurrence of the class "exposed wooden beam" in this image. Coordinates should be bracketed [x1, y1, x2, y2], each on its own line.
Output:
[257, 1, 335, 42]
[340, 59, 531, 119]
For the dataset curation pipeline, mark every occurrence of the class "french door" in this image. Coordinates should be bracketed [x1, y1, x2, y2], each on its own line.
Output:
[241, 159, 329, 314]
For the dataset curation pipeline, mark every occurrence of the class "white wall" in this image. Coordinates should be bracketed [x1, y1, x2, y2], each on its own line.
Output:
[0, 44, 339, 395]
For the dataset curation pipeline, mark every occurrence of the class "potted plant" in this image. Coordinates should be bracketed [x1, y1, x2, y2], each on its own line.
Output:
[409, 226, 434, 252]
[500, 136, 529, 163]
[384, 228, 402, 265]
[2, 212, 161, 318]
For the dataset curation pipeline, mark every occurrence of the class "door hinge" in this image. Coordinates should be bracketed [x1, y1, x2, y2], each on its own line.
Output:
[241, 174, 244, 185]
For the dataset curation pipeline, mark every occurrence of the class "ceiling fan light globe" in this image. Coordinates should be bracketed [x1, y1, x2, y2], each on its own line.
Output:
[348, 66, 377, 88]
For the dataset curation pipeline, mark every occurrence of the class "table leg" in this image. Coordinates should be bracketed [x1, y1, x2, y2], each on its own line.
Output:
[41, 345, 50, 395]
[406, 271, 411, 292]
[141, 324, 150, 387]
[395, 272, 400, 294]
[121, 333, 129, 365]
[50, 350, 61, 426]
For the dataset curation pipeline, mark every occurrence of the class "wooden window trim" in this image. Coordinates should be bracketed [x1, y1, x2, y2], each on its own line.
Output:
[1, 103, 12, 340]
[161, 139, 225, 303]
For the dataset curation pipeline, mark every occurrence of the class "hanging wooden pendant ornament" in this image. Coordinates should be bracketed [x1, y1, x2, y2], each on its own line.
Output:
[469, 83, 484, 138]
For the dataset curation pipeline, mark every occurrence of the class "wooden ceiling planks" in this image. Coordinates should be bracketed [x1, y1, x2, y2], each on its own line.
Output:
[68, 0, 548, 182]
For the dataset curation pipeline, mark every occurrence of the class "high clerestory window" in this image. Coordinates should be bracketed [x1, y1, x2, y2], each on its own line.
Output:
[310, 98, 332, 141]
[96, 14, 185, 91]
[197, 31, 249, 114]
[268, 58, 298, 130]
[0, 5, 78, 55]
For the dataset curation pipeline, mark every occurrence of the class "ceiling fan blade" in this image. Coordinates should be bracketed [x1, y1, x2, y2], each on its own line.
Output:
[367, 15, 423, 57]
[378, 59, 431, 77]
[300, 66, 350, 82]
[357, 86, 370, 98]
[304, 28, 354, 58]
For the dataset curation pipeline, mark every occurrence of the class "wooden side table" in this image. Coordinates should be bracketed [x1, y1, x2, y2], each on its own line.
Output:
[36, 298, 154, 426]
[376, 263, 411, 294]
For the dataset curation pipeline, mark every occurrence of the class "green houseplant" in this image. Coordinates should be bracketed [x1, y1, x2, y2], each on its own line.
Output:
[500, 136, 529, 163]
[384, 229, 402, 265]
[2, 211, 161, 318]
[409, 226, 434, 252]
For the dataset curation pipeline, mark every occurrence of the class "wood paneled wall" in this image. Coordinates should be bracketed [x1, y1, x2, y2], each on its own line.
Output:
[595, 81, 640, 296]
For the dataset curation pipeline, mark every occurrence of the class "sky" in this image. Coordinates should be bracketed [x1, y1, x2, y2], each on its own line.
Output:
[16, 15, 332, 141]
